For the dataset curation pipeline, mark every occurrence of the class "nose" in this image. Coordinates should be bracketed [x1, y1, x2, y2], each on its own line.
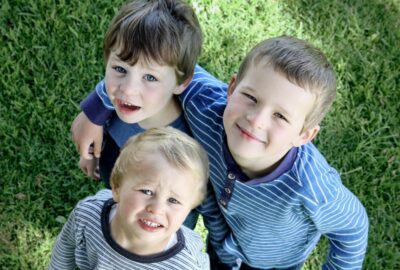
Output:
[246, 108, 268, 130]
[120, 75, 140, 96]
[146, 198, 164, 215]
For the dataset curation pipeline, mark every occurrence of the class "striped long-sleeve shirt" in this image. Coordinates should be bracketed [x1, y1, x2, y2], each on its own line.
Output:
[91, 65, 369, 269]
[48, 189, 210, 270]
[179, 66, 369, 269]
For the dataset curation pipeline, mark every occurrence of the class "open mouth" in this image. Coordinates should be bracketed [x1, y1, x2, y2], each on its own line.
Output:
[140, 219, 164, 231]
[117, 99, 141, 112]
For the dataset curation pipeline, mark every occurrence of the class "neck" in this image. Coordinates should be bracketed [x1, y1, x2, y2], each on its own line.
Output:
[233, 153, 287, 179]
[139, 97, 182, 129]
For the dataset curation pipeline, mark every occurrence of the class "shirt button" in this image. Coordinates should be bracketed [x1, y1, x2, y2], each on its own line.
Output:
[227, 172, 235, 180]
[224, 187, 231, 194]
[219, 199, 227, 207]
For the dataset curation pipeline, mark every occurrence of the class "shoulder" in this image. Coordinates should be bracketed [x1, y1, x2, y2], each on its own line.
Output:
[74, 189, 112, 219]
[180, 226, 204, 249]
[181, 65, 228, 106]
[290, 143, 344, 206]
[178, 226, 210, 269]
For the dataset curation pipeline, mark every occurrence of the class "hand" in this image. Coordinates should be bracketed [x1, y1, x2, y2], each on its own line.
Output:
[79, 156, 100, 180]
[70, 111, 103, 159]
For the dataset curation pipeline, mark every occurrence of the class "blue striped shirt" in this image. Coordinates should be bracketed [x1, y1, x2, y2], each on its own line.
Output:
[48, 189, 210, 270]
[179, 66, 369, 269]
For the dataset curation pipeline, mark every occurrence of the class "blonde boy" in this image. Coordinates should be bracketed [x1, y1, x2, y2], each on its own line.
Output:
[49, 127, 210, 270]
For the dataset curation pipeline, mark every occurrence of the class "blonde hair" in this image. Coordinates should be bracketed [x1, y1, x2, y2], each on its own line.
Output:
[110, 127, 209, 207]
[236, 35, 336, 131]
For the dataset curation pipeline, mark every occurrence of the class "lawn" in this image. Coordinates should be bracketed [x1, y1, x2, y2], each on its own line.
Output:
[1, 0, 399, 269]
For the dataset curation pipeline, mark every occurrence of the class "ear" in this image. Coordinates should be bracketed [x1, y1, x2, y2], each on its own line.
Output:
[112, 184, 120, 203]
[173, 75, 193, 95]
[293, 125, 320, 147]
[227, 74, 237, 98]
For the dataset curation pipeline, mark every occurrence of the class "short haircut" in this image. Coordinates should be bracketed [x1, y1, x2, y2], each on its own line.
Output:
[104, 0, 203, 84]
[110, 127, 209, 207]
[235, 35, 337, 131]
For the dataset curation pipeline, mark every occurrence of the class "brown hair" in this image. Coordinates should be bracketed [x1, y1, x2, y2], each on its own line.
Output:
[110, 127, 209, 207]
[104, 0, 203, 83]
[236, 36, 336, 131]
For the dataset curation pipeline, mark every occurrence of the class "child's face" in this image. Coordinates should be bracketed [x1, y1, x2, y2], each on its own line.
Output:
[111, 151, 198, 255]
[105, 49, 186, 127]
[223, 64, 319, 178]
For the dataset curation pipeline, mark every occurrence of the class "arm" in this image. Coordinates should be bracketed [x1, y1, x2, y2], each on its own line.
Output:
[48, 210, 78, 270]
[310, 187, 369, 269]
[178, 65, 236, 266]
[71, 80, 113, 159]
[197, 185, 238, 267]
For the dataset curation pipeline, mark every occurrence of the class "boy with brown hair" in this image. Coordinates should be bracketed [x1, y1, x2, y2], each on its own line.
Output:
[49, 127, 210, 269]
[73, 36, 369, 269]
[72, 0, 203, 229]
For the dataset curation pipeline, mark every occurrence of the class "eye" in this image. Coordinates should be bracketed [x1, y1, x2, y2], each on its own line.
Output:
[274, 112, 288, 122]
[140, 189, 153, 196]
[242, 93, 257, 103]
[168, 197, 180, 204]
[113, 66, 127, 74]
[144, 74, 157, 82]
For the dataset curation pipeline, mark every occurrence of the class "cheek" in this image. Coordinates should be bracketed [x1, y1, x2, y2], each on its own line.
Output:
[104, 76, 117, 97]
[143, 88, 172, 106]
[168, 207, 191, 226]
[120, 196, 142, 216]
[224, 101, 239, 122]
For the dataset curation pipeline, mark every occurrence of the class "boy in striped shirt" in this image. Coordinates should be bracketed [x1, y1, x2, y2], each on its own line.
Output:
[72, 36, 369, 269]
[49, 127, 210, 270]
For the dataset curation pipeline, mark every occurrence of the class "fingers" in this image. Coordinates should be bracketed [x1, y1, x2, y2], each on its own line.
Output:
[80, 142, 93, 160]
[93, 134, 103, 158]
[93, 164, 100, 180]
[79, 157, 100, 181]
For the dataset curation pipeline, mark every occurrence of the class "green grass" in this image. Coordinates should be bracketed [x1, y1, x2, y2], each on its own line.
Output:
[1, 0, 399, 269]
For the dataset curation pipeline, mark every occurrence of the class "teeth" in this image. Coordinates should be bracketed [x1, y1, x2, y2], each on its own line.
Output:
[142, 219, 161, 228]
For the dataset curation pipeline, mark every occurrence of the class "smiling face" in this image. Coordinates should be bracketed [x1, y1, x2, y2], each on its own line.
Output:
[223, 64, 319, 178]
[111, 150, 198, 255]
[104, 49, 187, 128]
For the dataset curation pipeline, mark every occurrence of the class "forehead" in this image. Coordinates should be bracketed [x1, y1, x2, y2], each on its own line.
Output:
[239, 64, 315, 118]
[127, 151, 196, 187]
[108, 49, 178, 75]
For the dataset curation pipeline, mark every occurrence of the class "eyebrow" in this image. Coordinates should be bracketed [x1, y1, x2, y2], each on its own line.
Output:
[242, 84, 294, 120]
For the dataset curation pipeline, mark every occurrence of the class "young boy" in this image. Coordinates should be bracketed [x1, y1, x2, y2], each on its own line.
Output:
[49, 127, 210, 270]
[72, 0, 203, 229]
[73, 36, 369, 269]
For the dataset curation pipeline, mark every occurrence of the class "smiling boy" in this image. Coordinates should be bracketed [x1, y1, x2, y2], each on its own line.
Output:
[49, 127, 210, 269]
[179, 36, 368, 269]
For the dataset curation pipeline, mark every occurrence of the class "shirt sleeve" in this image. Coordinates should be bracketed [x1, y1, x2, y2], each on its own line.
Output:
[80, 80, 114, 125]
[310, 183, 369, 269]
[48, 210, 78, 270]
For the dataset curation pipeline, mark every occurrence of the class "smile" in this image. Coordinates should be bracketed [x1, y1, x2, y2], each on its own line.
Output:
[236, 124, 266, 144]
[141, 219, 163, 228]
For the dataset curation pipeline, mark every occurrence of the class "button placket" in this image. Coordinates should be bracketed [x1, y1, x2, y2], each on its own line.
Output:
[219, 171, 236, 209]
